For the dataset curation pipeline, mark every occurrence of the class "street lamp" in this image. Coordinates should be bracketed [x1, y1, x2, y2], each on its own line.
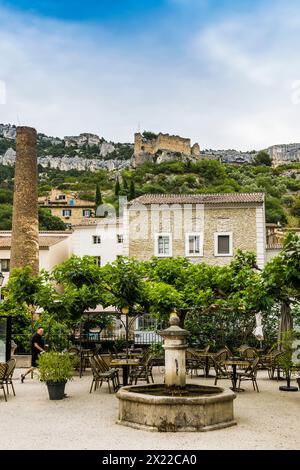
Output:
[121, 306, 130, 360]
[0, 272, 4, 302]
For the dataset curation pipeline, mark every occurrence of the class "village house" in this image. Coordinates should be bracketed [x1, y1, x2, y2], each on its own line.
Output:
[0, 231, 72, 287]
[38, 189, 95, 227]
[124, 193, 267, 269]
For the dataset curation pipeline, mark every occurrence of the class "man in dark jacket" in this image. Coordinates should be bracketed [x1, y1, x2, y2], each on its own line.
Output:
[21, 327, 46, 382]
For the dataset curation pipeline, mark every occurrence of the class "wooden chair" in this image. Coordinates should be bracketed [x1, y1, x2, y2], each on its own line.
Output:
[3, 358, 16, 396]
[0, 363, 8, 402]
[237, 357, 260, 392]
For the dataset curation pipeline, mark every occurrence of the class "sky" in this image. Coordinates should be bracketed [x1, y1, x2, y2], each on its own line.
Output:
[1, 0, 300, 150]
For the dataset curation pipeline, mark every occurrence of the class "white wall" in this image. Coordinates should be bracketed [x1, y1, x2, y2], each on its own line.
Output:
[39, 238, 72, 272]
[71, 222, 124, 266]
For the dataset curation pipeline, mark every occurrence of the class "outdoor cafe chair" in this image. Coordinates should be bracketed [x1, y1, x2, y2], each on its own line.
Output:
[3, 358, 16, 397]
[186, 349, 206, 378]
[89, 356, 119, 394]
[241, 347, 258, 361]
[0, 363, 8, 402]
[237, 357, 260, 392]
[211, 356, 234, 387]
[129, 355, 154, 385]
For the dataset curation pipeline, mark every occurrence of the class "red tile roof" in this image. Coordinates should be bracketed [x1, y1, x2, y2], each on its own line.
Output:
[129, 193, 265, 205]
[0, 235, 68, 249]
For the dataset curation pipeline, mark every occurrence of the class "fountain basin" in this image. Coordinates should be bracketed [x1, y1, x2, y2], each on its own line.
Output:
[117, 384, 236, 432]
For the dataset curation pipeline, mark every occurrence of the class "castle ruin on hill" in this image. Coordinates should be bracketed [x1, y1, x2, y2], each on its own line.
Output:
[132, 132, 201, 167]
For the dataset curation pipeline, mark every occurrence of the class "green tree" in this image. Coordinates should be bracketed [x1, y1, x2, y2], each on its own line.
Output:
[39, 208, 67, 231]
[122, 176, 128, 192]
[115, 178, 121, 196]
[253, 151, 272, 166]
[95, 183, 103, 207]
[129, 180, 136, 201]
[263, 233, 300, 336]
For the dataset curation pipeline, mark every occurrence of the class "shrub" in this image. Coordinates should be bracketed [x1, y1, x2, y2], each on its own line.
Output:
[38, 352, 75, 383]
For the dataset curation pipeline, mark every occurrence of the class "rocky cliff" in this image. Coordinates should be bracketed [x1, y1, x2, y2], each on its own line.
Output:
[0, 148, 129, 171]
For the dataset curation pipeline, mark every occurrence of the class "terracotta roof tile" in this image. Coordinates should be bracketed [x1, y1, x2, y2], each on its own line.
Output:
[129, 193, 265, 205]
[0, 235, 68, 249]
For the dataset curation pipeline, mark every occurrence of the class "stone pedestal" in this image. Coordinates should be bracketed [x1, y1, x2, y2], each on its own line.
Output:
[159, 314, 189, 388]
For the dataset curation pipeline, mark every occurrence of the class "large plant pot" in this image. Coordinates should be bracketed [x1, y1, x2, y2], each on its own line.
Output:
[46, 381, 67, 400]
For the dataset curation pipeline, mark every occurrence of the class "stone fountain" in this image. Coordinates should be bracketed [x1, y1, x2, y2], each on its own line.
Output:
[116, 313, 236, 432]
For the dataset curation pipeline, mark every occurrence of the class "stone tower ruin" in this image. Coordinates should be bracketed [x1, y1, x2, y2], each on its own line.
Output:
[10, 127, 39, 275]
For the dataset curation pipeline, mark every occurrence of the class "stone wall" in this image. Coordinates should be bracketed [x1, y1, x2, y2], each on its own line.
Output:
[10, 127, 39, 274]
[134, 132, 191, 157]
[128, 204, 260, 266]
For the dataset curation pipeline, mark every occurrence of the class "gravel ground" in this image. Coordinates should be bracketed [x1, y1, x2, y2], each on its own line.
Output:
[1, 368, 300, 450]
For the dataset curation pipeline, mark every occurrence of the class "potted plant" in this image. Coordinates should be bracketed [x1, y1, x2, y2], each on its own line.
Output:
[38, 352, 75, 400]
[278, 330, 299, 392]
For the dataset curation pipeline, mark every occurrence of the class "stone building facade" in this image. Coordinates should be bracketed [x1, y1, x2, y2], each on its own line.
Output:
[124, 193, 266, 269]
[133, 132, 201, 166]
[38, 189, 96, 227]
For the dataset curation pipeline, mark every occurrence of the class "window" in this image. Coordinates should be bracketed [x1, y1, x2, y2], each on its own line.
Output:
[93, 235, 101, 244]
[94, 256, 101, 267]
[62, 209, 72, 217]
[83, 209, 92, 217]
[214, 233, 233, 257]
[0, 259, 10, 272]
[136, 314, 158, 331]
[58, 195, 66, 200]
[117, 234, 124, 244]
[185, 233, 203, 257]
[155, 233, 172, 257]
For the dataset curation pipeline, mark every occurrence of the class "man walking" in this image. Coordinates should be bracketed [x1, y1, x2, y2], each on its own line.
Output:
[21, 327, 46, 382]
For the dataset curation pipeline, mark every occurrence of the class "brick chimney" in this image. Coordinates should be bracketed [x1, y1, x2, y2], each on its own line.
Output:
[10, 126, 39, 275]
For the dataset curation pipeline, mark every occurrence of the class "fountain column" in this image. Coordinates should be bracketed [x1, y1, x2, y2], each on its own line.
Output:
[159, 313, 189, 388]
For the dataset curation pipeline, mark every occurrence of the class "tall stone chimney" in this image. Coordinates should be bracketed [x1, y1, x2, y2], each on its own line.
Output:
[10, 126, 39, 275]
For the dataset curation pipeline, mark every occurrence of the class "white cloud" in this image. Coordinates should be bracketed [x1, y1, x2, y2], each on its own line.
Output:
[1, 2, 300, 150]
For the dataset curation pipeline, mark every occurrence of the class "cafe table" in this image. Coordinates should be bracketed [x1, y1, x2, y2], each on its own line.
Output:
[110, 358, 141, 386]
[195, 352, 216, 378]
[223, 359, 250, 392]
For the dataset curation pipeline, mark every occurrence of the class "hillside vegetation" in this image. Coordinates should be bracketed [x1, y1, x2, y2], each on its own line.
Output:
[1, 158, 300, 230]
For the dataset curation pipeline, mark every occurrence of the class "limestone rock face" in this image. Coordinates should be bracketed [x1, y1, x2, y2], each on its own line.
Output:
[10, 127, 39, 275]
[99, 142, 115, 157]
[267, 144, 300, 166]
[191, 143, 201, 156]
[0, 149, 129, 172]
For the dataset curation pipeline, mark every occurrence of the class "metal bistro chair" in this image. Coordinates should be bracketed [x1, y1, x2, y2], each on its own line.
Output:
[211, 356, 234, 387]
[89, 356, 119, 394]
[0, 363, 8, 402]
[129, 355, 154, 385]
[3, 358, 16, 397]
[237, 357, 260, 392]
[186, 349, 206, 378]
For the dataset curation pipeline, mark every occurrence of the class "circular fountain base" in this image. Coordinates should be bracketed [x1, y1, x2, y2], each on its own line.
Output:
[116, 384, 236, 432]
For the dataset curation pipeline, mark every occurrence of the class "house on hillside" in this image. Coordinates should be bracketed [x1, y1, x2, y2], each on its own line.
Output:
[38, 189, 95, 227]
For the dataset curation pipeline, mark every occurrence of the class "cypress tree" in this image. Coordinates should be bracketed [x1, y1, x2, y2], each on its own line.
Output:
[129, 180, 136, 201]
[95, 183, 103, 207]
[115, 177, 121, 196]
[122, 176, 128, 191]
